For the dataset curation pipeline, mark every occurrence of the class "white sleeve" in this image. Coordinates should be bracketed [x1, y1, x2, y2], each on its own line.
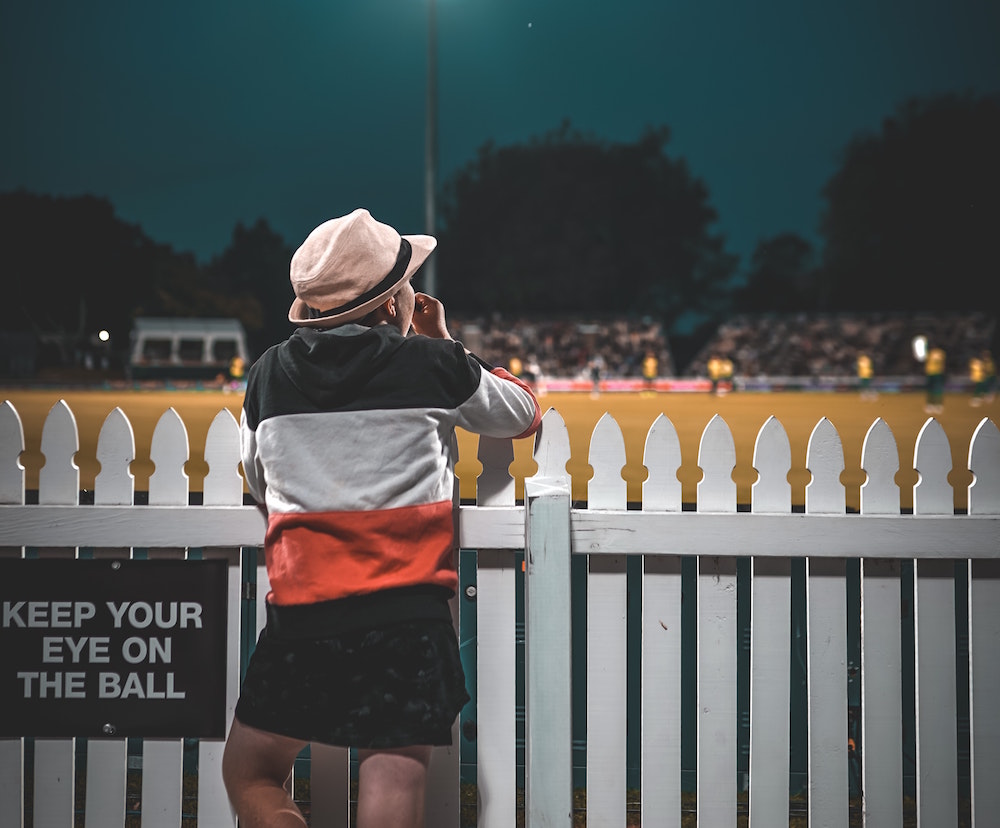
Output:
[454, 365, 541, 439]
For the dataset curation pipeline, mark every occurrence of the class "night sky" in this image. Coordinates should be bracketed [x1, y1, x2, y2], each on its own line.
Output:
[2, 0, 998, 270]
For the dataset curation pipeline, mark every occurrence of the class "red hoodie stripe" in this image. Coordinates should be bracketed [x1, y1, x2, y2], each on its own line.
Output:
[263, 499, 457, 605]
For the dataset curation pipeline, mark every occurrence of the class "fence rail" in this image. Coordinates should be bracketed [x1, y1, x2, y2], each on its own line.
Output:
[1, 399, 998, 827]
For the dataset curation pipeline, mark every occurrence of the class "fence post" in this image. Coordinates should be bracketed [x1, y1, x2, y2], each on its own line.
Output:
[524, 475, 573, 827]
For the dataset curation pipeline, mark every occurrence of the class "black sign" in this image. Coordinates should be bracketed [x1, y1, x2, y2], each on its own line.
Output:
[0, 559, 228, 738]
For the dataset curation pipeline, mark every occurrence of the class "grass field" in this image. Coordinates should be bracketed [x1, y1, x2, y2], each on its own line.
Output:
[2, 387, 996, 511]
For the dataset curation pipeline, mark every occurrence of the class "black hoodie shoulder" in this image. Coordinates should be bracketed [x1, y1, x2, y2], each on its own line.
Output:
[244, 325, 482, 429]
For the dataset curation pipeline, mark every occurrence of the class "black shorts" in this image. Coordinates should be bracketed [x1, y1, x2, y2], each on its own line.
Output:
[234, 617, 470, 749]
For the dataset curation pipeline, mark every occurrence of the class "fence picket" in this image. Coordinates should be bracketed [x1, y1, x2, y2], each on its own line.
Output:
[751, 415, 791, 511]
[34, 400, 82, 827]
[748, 416, 792, 828]
[476, 435, 518, 828]
[95, 407, 135, 506]
[478, 434, 516, 506]
[149, 408, 190, 507]
[967, 418, 1000, 827]
[640, 413, 683, 828]
[805, 417, 845, 515]
[805, 417, 849, 828]
[0, 400, 25, 507]
[197, 409, 244, 827]
[860, 418, 900, 515]
[143, 407, 190, 827]
[533, 408, 571, 479]
[0, 400, 23, 828]
[587, 414, 628, 827]
[203, 408, 242, 507]
[968, 418, 1000, 515]
[87, 407, 136, 828]
[913, 418, 953, 516]
[860, 418, 903, 828]
[39, 399, 79, 506]
[696, 415, 737, 826]
[524, 476, 573, 827]
[912, 417, 959, 828]
[697, 414, 736, 512]
[642, 413, 682, 510]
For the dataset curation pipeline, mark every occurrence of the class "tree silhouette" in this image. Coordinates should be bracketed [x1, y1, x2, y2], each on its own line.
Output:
[206, 218, 294, 356]
[436, 123, 738, 332]
[819, 93, 1000, 312]
[735, 233, 818, 313]
[2, 191, 162, 345]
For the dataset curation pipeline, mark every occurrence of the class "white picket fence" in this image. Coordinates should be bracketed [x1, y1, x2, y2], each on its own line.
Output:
[1, 399, 999, 827]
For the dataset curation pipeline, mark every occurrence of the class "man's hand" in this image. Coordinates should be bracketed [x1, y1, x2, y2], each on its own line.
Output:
[411, 292, 452, 340]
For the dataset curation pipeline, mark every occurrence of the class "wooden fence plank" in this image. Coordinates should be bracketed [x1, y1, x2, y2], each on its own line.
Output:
[586, 414, 628, 827]
[524, 476, 573, 827]
[967, 418, 1000, 516]
[34, 401, 80, 827]
[913, 418, 958, 828]
[913, 559, 958, 828]
[697, 555, 738, 828]
[641, 414, 683, 828]
[641, 555, 683, 828]
[749, 416, 792, 828]
[34, 738, 76, 828]
[86, 407, 136, 828]
[476, 435, 518, 828]
[310, 745, 350, 827]
[697, 415, 737, 827]
[142, 408, 189, 828]
[968, 559, 1000, 828]
[0, 399, 25, 506]
[807, 557, 849, 828]
[642, 413, 682, 510]
[806, 418, 849, 828]
[860, 418, 903, 828]
[968, 417, 1000, 828]
[0, 400, 24, 828]
[196, 411, 245, 827]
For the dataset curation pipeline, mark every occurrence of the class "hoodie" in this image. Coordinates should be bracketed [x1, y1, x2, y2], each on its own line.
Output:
[241, 324, 541, 618]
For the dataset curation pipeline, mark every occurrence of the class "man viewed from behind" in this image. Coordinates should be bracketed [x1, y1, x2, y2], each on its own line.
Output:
[223, 208, 541, 827]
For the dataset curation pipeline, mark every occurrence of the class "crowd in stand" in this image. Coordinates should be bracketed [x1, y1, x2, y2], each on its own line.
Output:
[449, 315, 674, 379]
[687, 312, 995, 379]
[448, 311, 995, 382]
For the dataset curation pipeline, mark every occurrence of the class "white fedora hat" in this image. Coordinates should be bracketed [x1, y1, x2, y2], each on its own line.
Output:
[288, 208, 436, 327]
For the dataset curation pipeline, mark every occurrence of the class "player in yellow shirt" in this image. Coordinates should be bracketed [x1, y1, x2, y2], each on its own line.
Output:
[924, 347, 945, 413]
[642, 351, 658, 396]
[721, 358, 734, 394]
[856, 353, 876, 400]
[969, 355, 986, 406]
[707, 355, 723, 395]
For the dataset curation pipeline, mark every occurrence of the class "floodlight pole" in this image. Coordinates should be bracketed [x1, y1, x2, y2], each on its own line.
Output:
[423, 0, 438, 296]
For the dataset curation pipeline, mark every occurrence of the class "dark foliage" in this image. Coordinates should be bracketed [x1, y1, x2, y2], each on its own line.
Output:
[819, 93, 1000, 313]
[736, 233, 819, 313]
[436, 123, 739, 332]
[205, 218, 295, 355]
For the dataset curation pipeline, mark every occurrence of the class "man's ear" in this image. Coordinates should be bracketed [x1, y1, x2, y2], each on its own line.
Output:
[370, 297, 395, 323]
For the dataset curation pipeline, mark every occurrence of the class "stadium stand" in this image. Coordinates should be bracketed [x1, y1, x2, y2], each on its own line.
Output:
[687, 311, 995, 382]
[450, 315, 675, 379]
